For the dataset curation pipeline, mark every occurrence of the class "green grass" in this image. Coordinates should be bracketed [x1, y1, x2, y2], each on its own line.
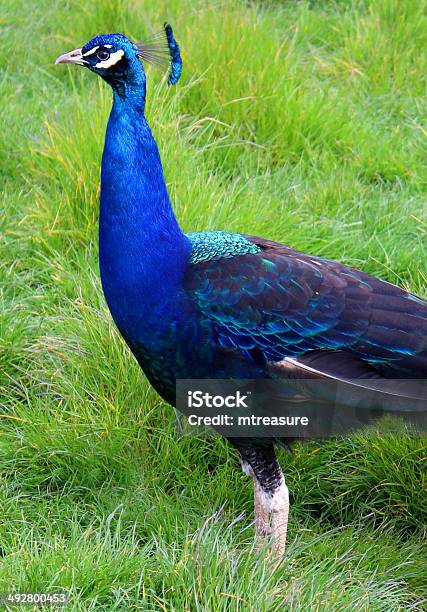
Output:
[1, 0, 426, 609]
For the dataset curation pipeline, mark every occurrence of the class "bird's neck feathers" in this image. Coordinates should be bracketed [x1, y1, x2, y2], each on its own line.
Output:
[107, 58, 147, 112]
[99, 70, 190, 330]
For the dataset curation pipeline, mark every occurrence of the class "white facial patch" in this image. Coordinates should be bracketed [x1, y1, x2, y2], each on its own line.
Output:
[94, 49, 125, 69]
[83, 45, 99, 57]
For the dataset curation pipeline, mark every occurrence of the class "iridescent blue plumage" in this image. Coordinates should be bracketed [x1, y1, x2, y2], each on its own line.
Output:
[56, 29, 427, 397]
[185, 234, 427, 376]
[188, 231, 261, 263]
[56, 28, 427, 556]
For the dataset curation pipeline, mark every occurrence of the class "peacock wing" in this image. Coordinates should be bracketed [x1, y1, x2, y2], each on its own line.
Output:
[184, 233, 427, 376]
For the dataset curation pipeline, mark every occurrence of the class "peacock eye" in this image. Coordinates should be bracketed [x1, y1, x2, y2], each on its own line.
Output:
[96, 49, 110, 61]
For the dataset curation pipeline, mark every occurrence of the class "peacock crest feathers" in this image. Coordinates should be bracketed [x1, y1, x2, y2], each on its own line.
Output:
[137, 23, 182, 85]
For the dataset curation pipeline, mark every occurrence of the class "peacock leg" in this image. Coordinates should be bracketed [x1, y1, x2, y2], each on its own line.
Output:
[242, 463, 271, 545]
[239, 444, 289, 558]
[268, 478, 289, 558]
[254, 477, 271, 541]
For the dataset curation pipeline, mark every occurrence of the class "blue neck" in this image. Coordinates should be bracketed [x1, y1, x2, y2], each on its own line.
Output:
[99, 73, 191, 337]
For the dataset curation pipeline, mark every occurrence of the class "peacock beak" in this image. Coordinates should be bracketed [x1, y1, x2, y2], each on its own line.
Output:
[55, 48, 86, 66]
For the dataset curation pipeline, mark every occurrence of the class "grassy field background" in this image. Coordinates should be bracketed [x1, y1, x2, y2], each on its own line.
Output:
[1, 0, 426, 609]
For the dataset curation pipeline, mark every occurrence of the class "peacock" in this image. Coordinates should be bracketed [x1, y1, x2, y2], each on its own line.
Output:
[55, 25, 427, 557]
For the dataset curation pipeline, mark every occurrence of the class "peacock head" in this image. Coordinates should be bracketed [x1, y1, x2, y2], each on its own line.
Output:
[55, 25, 182, 94]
